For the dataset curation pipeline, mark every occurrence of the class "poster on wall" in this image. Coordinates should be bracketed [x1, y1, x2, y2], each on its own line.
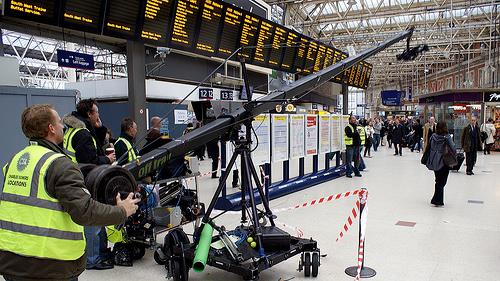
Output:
[305, 115, 318, 156]
[330, 115, 341, 152]
[341, 115, 350, 150]
[271, 114, 289, 162]
[318, 114, 331, 154]
[289, 115, 305, 159]
[251, 114, 271, 165]
[174, 109, 188, 124]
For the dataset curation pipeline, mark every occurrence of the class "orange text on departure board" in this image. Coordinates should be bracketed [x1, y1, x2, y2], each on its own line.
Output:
[10, 1, 47, 16]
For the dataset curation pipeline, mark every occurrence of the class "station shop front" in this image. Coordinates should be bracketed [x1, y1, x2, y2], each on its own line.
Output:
[418, 89, 499, 148]
[484, 91, 500, 150]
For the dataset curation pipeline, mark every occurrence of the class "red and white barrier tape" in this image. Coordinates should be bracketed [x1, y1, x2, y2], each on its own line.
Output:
[271, 189, 365, 214]
[335, 200, 360, 242]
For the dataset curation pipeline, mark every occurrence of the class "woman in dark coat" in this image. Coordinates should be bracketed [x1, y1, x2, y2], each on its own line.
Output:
[425, 121, 456, 207]
[392, 118, 405, 156]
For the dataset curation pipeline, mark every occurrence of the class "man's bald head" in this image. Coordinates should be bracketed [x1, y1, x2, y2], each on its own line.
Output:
[151, 116, 162, 129]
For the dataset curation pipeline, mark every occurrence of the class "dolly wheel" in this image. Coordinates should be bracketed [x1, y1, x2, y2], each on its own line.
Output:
[304, 252, 311, 277]
[312, 252, 319, 277]
[171, 259, 189, 281]
[154, 248, 167, 265]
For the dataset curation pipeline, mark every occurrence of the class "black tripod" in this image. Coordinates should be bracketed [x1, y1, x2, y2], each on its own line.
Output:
[195, 119, 276, 257]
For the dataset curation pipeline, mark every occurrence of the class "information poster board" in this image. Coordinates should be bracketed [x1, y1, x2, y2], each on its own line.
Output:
[318, 114, 331, 154]
[251, 114, 271, 165]
[305, 115, 318, 156]
[289, 115, 305, 159]
[271, 114, 289, 162]
[341, 115, 350, 150]
[330, 115, 342, 152]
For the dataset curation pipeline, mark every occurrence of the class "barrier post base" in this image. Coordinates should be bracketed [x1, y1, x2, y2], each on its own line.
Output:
[345, 266, 376, 278]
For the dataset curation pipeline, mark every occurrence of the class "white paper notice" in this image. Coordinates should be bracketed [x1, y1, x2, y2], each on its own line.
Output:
[341, 115, 350, 150]
[251, 114, 271, 165]
[330, 115, 342, 152]
[289, 115, 305, 159]
[305, 115, 318, 156]
[271, 114, 289, 162]
[318, 114, 331, 154]
[174, 109, 188, 124]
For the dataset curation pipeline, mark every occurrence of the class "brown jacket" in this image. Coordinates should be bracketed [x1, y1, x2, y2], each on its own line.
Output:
[423, 122, 436, 151]
[461, 124, 481, 153]
[0, 139, 127, 281]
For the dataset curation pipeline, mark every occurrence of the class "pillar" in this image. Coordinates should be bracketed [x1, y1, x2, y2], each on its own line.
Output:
[342, 83, 349, 115]
[126, 40, 147, 140]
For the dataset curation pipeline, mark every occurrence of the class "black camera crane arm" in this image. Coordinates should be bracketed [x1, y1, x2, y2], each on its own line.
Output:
[124, 28, 415, 180]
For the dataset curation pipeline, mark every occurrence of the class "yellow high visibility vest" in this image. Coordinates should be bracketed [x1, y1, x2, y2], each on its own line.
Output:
[115, 137, 138, 164]
[358, 126, 366, 145]
[63, 127, 97, 163]
[344, 124, 355, 146]
[0, 144, 85, 260]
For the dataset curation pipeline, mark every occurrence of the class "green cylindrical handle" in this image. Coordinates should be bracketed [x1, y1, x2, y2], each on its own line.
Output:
[192, 223, 214, 272]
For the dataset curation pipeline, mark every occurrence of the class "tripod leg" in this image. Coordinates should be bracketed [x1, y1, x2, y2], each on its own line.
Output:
[242, 150, 265, 257]
[248, 156, 275, 227]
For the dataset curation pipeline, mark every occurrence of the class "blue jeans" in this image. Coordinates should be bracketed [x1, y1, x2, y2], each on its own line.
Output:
[413, 138, 423, 151]
[358, 147, 366, 171]
[373, 134, 380, 151]
[346, 146, 360, 176]
[84, 226, 107, 268]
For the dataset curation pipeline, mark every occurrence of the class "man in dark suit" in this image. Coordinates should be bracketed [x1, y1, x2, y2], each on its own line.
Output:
[461, 116, 481, 175]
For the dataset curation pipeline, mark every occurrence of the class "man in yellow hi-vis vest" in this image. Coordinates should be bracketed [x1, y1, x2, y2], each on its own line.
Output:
[115, 118, 139, 166]
[0, 104, 140, 281]
[63, 99, 118, 270]
[344, 115, 362, 178]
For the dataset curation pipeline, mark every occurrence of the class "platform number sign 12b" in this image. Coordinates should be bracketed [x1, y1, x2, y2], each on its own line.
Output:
[199, 88, 213, 99]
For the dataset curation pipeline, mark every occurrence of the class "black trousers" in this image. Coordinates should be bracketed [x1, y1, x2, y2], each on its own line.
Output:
[484, 143, 492, 154]
[211, 157, 219, 177]
[431, 167, 450, 205]
[465, 150, 477, 173]
[394, 143, 402, 155]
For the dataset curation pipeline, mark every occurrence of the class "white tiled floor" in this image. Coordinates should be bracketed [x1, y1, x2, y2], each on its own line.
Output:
[75, 147, 499, 281]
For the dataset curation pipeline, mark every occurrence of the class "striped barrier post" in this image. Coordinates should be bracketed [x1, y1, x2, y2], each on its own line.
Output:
[344, 188, 376, 280]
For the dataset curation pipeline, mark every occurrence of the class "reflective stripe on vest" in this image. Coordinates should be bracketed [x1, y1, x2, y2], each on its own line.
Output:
[63, 127, 97, 163]
[115, 137, 138, 163]
[358, 126, 366, 145]
[0, 145, 85, 260]
[344, 124, 354, 146]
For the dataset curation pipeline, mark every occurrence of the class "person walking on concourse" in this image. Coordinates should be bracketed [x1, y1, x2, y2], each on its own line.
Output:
[461, 116, 481, 175]
[425, 121, 456, 207]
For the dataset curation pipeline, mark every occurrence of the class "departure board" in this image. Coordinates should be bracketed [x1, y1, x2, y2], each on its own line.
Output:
[314, 45, 326, 72]
[268, 26, 287, 67]
[196, 0, 223, 55]
[280, 31, 298, 71]
[218, 6, 243, 57]
[323, 47, 334, 69]
[104, 0, 141, 39]
[4, 0, 58, 24]
[62, 0, 102, 33]
[303, 40, 318, 74]
[294, 36, 309, 73]
[3, 0, 374, 89]
[239, 13, 260, 60]
[141, 0, 174, 44]
[170, 0, 201, 49]
[252, 19, 274, 67]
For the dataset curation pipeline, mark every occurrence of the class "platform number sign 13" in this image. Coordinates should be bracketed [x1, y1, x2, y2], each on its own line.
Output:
[220, 90, 233, 101]
[199, 88, 214, 99]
